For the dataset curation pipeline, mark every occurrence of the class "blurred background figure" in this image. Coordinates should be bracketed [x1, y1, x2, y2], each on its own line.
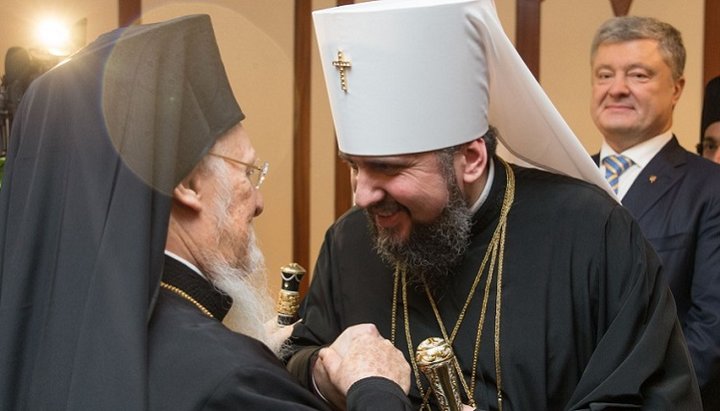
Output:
[698, 75, 720, 163]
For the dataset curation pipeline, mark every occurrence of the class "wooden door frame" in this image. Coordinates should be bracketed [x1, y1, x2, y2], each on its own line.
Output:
[118, 0, 140, 27]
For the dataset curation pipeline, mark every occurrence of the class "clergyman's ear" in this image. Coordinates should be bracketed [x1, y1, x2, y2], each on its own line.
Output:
[173, 181, 203, 212]
[460, 138, 488, 184]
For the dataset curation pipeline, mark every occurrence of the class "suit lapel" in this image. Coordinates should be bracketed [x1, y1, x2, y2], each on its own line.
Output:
[622, 137, 686, 220]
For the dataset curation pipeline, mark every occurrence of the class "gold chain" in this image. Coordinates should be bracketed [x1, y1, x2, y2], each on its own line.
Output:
[392, 266, 434, 409]
[494, 216, 508, 409]
[160, 281, 215, 319]
[400, 267, 430, 407]
[391, 158, 515, 411]
[391, 269, 400, 344]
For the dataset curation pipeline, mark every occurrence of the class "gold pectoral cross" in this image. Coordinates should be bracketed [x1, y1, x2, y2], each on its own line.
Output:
[332, 50, 351, 92]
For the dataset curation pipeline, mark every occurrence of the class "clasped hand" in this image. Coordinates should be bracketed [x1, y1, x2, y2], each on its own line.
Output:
[313, 323, 411, 410]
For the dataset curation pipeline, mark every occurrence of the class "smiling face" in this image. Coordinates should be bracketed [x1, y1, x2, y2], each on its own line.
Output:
[590, 39, 684, 152]
[347, 151, 451, 243]
[345, 149, 474, 284]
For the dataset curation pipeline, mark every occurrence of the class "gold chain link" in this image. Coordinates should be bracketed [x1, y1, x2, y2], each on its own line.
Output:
[160, 281, 215, 319]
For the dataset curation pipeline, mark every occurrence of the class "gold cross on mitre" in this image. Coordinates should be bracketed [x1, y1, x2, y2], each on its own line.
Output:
[332, 50, 351, 92]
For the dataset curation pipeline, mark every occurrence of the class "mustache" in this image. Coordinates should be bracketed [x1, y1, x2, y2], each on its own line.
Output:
[368, 198, 404, 216]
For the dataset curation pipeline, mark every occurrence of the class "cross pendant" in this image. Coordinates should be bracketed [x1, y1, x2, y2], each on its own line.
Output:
[332, 50, 352, 92]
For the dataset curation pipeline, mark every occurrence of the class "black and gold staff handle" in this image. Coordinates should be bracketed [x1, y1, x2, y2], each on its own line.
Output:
[276, 263, 306, 326]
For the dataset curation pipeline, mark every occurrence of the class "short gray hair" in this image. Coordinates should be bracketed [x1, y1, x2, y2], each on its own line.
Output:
[591, 16, 685, 80]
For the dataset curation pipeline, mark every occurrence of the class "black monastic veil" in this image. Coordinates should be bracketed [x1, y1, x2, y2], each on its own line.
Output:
[0, 15, 243, 409]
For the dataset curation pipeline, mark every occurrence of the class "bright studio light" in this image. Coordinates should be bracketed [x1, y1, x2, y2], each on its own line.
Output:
[35, 18, 72, 56]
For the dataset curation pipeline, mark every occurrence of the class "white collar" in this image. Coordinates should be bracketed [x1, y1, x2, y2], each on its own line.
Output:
[164, 250, 206, 280]
[600, 130, 673, 168]
[470, 157, 495, 213]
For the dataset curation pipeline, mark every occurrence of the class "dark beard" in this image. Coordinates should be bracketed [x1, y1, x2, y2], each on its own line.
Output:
[366, 179, 473, 290]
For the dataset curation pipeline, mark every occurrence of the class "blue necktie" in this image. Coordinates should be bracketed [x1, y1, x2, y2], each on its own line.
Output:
[603, 155, 633, 194]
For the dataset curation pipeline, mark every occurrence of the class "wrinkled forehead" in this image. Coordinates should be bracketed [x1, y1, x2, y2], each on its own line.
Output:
[213, 123, 257, 159]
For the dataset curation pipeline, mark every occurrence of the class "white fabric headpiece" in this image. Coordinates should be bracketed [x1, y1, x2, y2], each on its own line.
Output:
[313, 0, 614, 198]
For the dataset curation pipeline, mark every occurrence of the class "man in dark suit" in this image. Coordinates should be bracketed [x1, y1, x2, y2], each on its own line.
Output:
[590, 15, 720, 409]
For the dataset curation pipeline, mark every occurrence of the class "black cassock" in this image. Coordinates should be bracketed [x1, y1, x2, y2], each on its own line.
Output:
[150, 256, 412, 411]
[289, 162, 701, 410]
[0, 15, 240, 409]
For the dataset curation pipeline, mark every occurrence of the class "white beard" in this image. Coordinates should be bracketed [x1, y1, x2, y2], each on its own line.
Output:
[204, 229, 288, 357]
[200, 159, 289, 357]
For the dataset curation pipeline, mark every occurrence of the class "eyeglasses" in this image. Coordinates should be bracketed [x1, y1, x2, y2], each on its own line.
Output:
[207, 152, 269, 189]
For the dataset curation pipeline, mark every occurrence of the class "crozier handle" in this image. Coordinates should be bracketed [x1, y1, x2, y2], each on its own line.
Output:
[276, 263, 306, 325]
[415, 337, 463, 411]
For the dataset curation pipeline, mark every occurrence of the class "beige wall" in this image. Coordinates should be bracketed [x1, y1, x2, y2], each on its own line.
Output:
[0, 1, 708, 295]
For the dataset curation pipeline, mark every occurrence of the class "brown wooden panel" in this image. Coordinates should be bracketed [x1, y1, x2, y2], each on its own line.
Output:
[610, 0, 632, 16]
[118, 0, 141, 27]
[704, 0, 720, 86]
[516, 0, 542, 80]
[294, 0, 312, 294]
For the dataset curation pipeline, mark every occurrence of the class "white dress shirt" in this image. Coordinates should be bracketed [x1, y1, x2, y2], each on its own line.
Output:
[599, 131, 673, 200]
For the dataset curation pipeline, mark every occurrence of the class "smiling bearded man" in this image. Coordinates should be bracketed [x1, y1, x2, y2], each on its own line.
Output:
[286, 1, 701, 410]
[365, 131, 499, 289]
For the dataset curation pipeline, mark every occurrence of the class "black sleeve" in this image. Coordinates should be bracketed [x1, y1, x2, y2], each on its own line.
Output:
[286, 346, 322, 390]
[564, 206, 702, 409]
[287, 226, 345, 386]
[346, 377, 413, 411]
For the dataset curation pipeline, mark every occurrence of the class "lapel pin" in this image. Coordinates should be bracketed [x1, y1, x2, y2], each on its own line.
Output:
[649, 175, 657, 183]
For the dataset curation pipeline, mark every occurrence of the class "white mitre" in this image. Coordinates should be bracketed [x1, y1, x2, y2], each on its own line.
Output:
[313, 0, 614, 198]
